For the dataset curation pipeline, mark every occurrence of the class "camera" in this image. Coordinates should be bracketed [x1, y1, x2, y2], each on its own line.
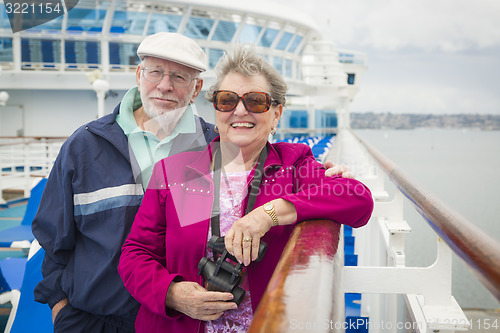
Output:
[198, 235, 267, 306]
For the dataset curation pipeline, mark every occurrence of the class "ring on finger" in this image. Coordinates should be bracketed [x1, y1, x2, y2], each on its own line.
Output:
[243, 237, 252, 242]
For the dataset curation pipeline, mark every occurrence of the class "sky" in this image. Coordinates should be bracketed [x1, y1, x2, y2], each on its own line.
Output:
[272, 0, 500, 115]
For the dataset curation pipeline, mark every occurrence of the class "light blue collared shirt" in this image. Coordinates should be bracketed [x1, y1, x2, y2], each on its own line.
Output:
[116, 87, 196, 188]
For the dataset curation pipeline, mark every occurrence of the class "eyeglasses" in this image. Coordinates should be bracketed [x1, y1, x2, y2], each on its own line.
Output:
[212, 90, 278, 113]
[141, 67, 196, 87]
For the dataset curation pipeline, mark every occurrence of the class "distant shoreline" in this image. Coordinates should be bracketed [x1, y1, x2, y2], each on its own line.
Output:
[350, 112, 500, 130]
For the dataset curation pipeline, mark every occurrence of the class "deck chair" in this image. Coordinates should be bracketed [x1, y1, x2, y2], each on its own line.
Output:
[0, 257, 27, 332]
[5, 240, 53, 333]
[0, 178, 47, 248]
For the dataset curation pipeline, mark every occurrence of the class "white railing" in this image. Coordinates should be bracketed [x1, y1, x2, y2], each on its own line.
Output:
[328, 129, 500, 332]
[0, 137, 64, 204]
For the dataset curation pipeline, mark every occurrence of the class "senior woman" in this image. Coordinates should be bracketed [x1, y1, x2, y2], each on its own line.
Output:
[118, 46, 373, 333]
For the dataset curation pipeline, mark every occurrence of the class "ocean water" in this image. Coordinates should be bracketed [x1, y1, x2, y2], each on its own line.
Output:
[355, 128, 500, 310]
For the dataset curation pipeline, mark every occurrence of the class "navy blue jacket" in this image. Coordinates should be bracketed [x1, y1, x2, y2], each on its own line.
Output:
[32, 104, 216, 321]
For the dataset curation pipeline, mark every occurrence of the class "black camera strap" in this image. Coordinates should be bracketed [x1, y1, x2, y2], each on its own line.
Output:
[210, 144, 268, 238]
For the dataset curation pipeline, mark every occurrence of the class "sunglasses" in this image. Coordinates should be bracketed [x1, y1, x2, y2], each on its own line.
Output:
[212, 90, 278, 113]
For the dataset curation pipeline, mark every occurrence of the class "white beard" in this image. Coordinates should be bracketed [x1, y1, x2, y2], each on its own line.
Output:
[139, 80, 196, 135]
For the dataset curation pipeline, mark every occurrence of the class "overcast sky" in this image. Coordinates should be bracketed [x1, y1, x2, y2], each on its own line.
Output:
[273, 0, 500, 115]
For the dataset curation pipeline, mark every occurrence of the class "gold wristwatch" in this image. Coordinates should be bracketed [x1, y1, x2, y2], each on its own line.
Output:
[263, 202, 279, 227]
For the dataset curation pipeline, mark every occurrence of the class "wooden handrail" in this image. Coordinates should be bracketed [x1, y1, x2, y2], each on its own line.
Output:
[248, 220, 341, 332]
[350, 129, 500, 301]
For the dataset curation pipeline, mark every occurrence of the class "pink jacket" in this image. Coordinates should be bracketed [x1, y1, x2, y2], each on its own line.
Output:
[118, 140, 373, 333]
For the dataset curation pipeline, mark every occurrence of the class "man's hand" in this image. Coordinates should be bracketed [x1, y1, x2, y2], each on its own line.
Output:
[324, 160, 355, 179]
[52, 298, 69, 323]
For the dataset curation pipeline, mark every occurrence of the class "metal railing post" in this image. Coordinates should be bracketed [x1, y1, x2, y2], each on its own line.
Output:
[23, 141, 30, 197]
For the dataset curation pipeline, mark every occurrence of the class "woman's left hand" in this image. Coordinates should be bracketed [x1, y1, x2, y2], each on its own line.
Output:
[224, 208, 273, 267]
[324, 160, 355, 179]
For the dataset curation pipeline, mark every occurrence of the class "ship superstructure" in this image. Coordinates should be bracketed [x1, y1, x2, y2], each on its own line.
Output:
[0, 0, 365, 136]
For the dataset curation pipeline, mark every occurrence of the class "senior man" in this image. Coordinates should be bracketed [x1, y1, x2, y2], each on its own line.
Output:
[32, 32, 352, 332]
[32, 32, 216, 333]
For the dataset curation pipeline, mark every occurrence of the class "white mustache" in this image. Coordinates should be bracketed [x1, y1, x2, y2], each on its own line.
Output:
[149, 94, 180, 103]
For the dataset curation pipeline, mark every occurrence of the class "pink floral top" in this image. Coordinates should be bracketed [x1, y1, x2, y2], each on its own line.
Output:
[206, 170, 253, 333]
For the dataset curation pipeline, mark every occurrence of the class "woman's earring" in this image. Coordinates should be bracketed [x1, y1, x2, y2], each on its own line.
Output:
[270, 128, 277, 136]
[214, 125, 219, 134]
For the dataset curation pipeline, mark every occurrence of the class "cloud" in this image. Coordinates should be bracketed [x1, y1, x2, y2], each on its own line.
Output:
[274, 0, 500, 52]
[360, 0, 500, 52]
[351, 82, 500, 114]
[271, 0, 500, 115]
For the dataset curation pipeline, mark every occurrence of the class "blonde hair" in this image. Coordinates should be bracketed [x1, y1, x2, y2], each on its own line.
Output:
[206, 45, 287, 106]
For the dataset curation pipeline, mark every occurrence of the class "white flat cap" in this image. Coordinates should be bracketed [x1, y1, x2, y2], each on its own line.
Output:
[137, 32, 208, 72]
